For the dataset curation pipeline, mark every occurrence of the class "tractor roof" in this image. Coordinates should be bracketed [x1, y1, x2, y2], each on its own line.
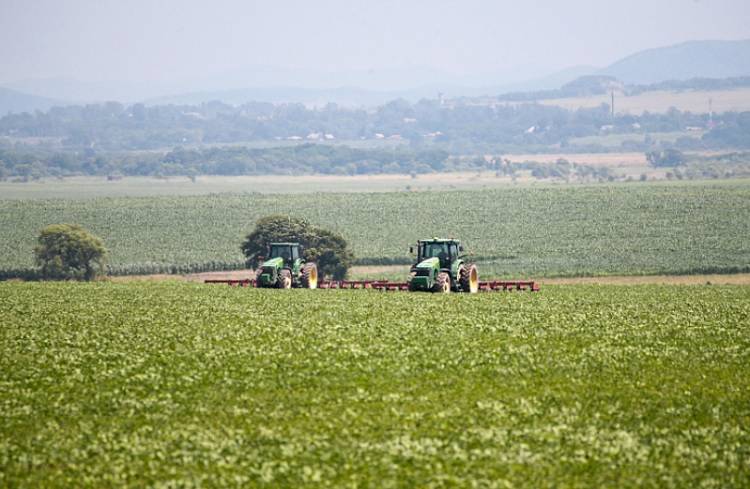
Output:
[269, 242, 300, 246]
[417, 238, 460, 243]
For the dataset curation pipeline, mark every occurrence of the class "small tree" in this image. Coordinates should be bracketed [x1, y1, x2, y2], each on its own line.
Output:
[34, 224, 107, 281]
[241, 215, 354, 279]
[646, 149, 685, 167]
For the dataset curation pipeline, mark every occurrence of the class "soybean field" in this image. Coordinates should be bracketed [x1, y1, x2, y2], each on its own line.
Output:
[1, 282, 748, 487]
[2, 180, 750, 278]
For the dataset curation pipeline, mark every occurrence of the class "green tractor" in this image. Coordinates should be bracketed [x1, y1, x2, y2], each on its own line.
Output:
[407, 238, 479, 293]
[255, 242, 318, 289]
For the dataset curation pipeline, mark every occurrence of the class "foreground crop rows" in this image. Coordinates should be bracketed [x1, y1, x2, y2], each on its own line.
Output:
[2, 180, 750, 278]
[1, 282, 748, 487]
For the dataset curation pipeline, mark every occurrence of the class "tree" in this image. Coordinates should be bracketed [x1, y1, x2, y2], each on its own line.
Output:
[34, 224, 107, 281]
[241, 215, 354, 279]
[646, 149, 685, 167]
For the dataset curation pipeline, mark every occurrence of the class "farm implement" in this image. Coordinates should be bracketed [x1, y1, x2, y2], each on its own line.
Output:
[206, 238, 539, 292]
[205, 278, 539, 292]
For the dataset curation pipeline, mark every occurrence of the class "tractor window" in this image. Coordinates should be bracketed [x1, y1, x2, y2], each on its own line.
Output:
[270, 246, 292, 261]
[450, 244, 458, 258]
[292, 246, 299, 260]
[421, 243, 449, 266]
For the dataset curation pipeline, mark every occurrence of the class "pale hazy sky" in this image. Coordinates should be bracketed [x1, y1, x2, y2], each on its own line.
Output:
[1, 0, 749, 87]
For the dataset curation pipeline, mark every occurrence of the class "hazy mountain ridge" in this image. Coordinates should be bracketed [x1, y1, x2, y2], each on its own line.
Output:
[0, 87, 62, 115]
[2, 39, 749, 113]
[599, 39, 750, 84]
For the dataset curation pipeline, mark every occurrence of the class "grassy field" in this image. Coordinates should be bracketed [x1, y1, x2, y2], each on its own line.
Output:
[2, 180, 749, 278]
[0, 173, 516, 200]
[0, 151, 739, 201]
[536, 87, 750, 114]
[1, 281, 748, 487]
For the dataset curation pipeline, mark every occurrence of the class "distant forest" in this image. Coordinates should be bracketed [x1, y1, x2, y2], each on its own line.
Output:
[0, 96, 748, 178]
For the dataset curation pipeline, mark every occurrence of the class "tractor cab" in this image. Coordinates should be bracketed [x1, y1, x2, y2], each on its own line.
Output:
[268, 242, 300, 265]
[416, 240, 461, 269]
[408, 238, 478, 293]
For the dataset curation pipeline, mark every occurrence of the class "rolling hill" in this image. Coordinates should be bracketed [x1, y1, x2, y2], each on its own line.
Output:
[599, 39, 750, 84]
[0, 87, 63, 115]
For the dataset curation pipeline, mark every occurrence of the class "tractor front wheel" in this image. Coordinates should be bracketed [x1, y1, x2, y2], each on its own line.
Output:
[459, 263, 479, 293]
[433, 272, 451, 293]
[278, 269, 292, 289]
[301, 263, 318, 289]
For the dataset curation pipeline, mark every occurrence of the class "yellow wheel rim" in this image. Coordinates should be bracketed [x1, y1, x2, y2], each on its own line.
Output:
[309, 267, 318, 289]
[469, 268, 478, 293]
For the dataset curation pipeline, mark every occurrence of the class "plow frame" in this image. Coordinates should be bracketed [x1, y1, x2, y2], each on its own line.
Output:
[204, 278, 538, 292]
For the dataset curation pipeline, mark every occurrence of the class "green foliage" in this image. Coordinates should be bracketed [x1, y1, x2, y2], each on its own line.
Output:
[2, 182, 750, 279]
[703, 112, 750, 149]
[627, 75, 750, 94]
[1, 100, 747, 176]
[646, 149, 686, 167]
[0, 144, 454, 178]
[33, 223, 107, 280]
[1, 282, 749, 486]
[679, 152, 750, 179]
[241, 215, 354, 279]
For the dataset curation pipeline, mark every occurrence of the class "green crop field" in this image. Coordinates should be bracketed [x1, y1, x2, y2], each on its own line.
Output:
[1, 282, 748, 487]
[2, 180, 750, 278]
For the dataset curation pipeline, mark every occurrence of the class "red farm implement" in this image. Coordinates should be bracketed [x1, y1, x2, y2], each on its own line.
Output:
[208, 238, 540, 292]
[204, 278, 539, 292]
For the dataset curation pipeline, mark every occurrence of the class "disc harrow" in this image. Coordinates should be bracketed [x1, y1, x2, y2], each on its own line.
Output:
[204, 278, 538, 292]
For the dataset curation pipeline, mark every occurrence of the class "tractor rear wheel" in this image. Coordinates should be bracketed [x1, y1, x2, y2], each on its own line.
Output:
[459, 263, 479, 293]
[433, 272, 451, 293]
[278, 269, 292, 289]
[300, 262, 318, 289]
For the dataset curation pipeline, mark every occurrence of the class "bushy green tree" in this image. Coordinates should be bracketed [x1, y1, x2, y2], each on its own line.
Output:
[646, 149, 685, 167]
[241, 215, 354, 279]
[34, 224, 107, 281]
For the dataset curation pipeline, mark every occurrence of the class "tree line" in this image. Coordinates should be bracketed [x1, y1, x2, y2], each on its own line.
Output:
[11, 216, 354, 281]
[2, 97, 748, 153]
[0, 145, 451, 179]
